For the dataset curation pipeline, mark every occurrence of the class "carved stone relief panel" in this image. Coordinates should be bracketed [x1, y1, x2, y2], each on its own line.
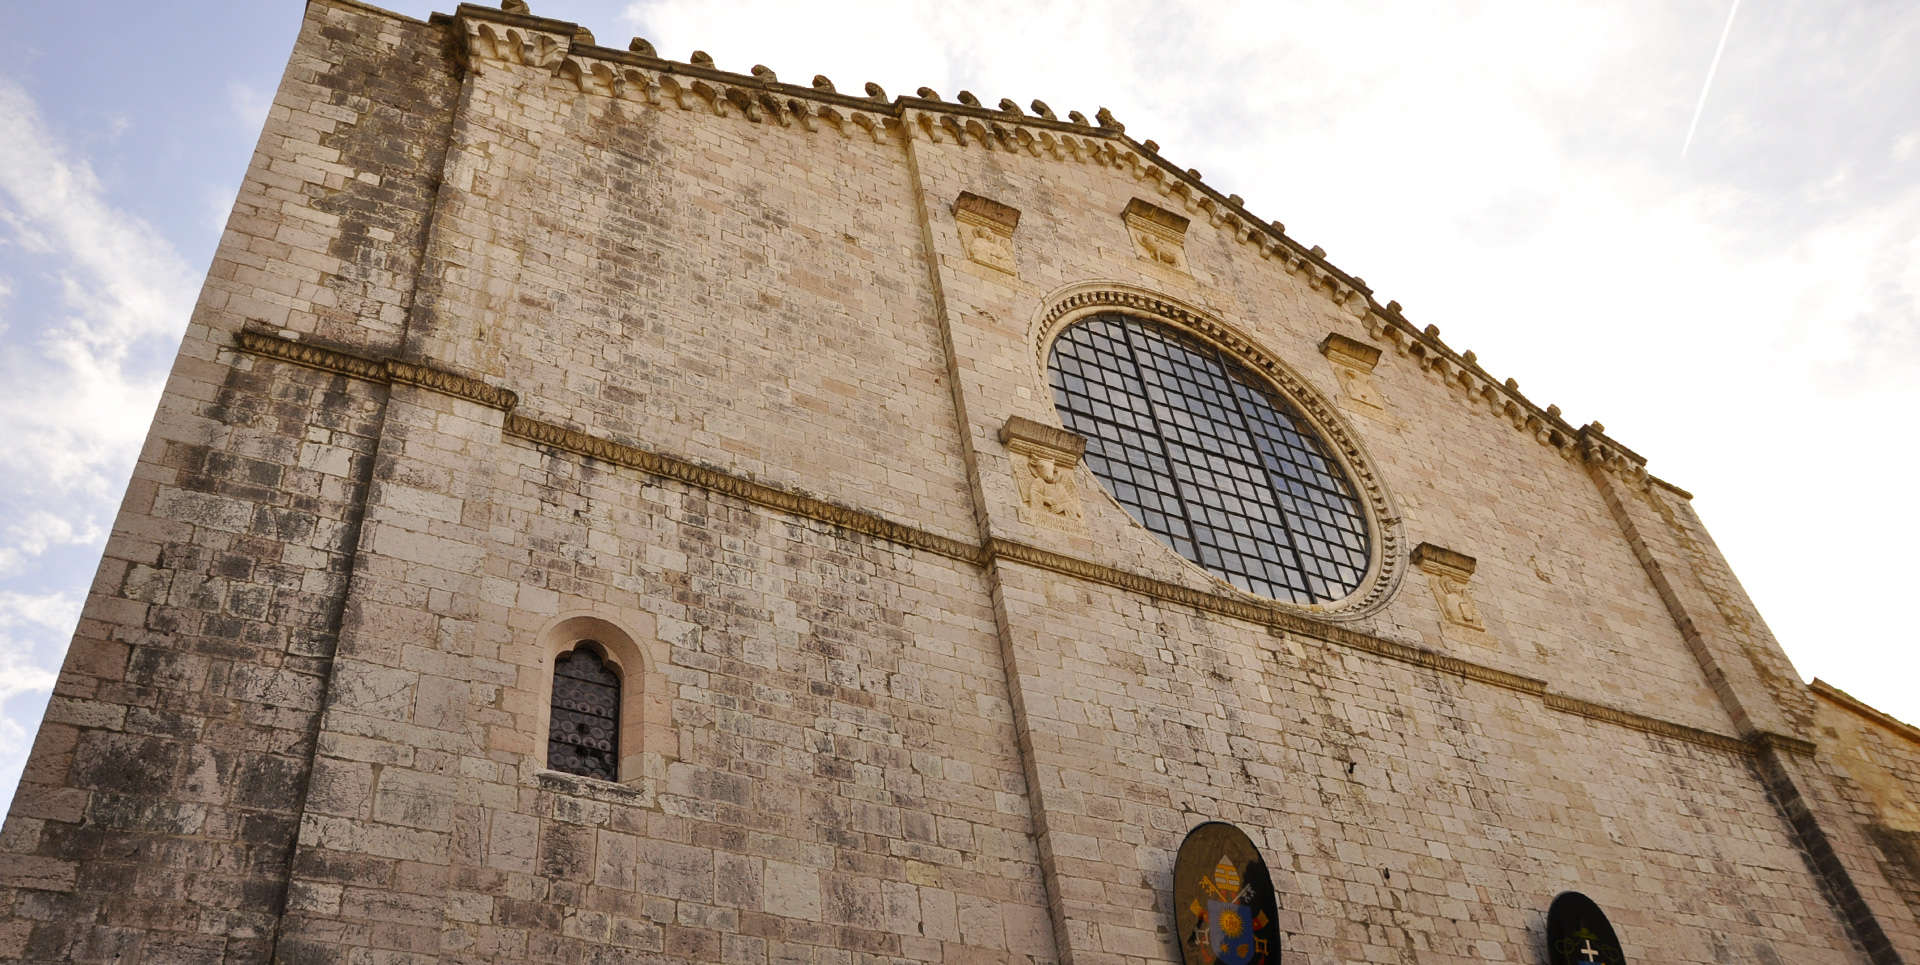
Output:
[999, 415, 1087, 533]
[1319, 333, 1386, 414]
[1123, 198, 1191, 273]
[954, 191, 1020, 275]
[1413, 542, 1485, 632]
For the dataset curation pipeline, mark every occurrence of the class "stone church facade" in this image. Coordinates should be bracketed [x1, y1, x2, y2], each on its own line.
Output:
[2, 1, 1916, 961]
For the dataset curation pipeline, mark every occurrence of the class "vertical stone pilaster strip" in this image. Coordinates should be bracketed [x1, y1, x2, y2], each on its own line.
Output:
[899, 122, 1074, 965]
[1587, 466, 1783, 736]
[270, 8, 524, 959]
[1756, 744, 1906, 963]
[1591, 463, 1920, 960]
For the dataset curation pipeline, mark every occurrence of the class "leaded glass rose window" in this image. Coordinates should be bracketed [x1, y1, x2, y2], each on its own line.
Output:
[1048, 312, 1372, 604]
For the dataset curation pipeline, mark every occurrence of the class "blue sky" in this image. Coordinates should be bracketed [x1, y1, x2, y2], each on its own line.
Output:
[1, 0, 1915, 812]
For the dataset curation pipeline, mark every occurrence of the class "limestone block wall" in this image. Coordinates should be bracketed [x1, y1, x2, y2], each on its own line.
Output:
[907, 112, 1918, 962]
[402, 32, 979, 545]
[905, 129, 1731, 736]
[0, 359, 383, 963]
[1815, 683, 1920, 922]
[4, 1, 1916, 963]
[0, 2, 457, 961]
[991, 562, 1859, 963]
[270, 384, 1050, 961]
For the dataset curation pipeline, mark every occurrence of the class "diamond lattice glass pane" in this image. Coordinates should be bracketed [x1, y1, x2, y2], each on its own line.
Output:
[549, 643, 620, 780]
[1048, 313, 1372, 603]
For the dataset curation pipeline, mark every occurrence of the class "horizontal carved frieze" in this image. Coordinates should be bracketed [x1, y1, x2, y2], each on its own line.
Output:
[234, 330, 518, 411]
[503, 413, 981, 563]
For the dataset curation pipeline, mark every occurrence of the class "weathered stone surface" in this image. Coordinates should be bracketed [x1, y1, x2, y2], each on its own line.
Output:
[2, 1, 1916, 963]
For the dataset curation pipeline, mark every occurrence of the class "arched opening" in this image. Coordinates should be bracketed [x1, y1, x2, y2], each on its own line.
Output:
[533, 613, 658, 784]
[547, 640, 621, 780]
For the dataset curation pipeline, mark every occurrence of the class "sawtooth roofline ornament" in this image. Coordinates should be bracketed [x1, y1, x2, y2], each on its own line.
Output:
[1173, 823, 1281, 965]
[1546, 891, 1625, 964]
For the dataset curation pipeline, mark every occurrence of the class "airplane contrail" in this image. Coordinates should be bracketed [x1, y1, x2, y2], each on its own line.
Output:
[1682, 0, 1742, 159]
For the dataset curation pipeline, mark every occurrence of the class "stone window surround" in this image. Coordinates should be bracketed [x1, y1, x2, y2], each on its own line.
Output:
[1046, 312, 1373, 604]
[1028, 284, 1406, 618]
[534, 612, 658, 785]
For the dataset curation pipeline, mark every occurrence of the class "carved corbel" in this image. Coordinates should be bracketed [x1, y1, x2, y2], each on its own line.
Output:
[999, 416, 1087, 533]
[914, 113, 945, 143]
[757, 92, 788, 125]
[458, 12, 577, 75]
[1122, 198, 1190, 272]
[1320, 333, 1387, 414]
[1413, 542, 1486, 632]
[723, 87, 759, 121]
[691, 81, 727, 116]
[658, 76, 693, 111]
[953, 192, 1020, 275]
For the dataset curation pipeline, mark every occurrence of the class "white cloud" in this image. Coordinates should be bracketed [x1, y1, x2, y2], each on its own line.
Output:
[226, 80, 273, 132]
[0, 643, 59, 818]
[1896, 132, 1920, 163]
[0, 513, 103, 578]
[0, 79, 195, 500]
[0, 591, 81, 638]
[0, 596, 73, 813]
[0, 78, 197, 813]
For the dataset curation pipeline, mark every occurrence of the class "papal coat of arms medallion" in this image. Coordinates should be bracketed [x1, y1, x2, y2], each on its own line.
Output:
[1173, 822, 1281, 965]
[1546, 891, 1626, 964]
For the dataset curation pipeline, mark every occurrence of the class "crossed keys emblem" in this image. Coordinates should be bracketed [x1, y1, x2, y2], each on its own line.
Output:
[1186, 856, 1271, 965]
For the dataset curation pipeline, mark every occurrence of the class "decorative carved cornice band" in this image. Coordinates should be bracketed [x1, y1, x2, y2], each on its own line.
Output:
[388, 359, 520, 410]
[234, 330, 518, 411]
[233, 327, 1786, 763]
[1747, 730, 1820, 757]
[1281, 623, 1547, 696]
[235, 330, 388, 382]
[989, 540, 1782, 758]
[496, 422, 1763, 760]
[1543, 693, 1752, 755]
[502, 414, 983, 564]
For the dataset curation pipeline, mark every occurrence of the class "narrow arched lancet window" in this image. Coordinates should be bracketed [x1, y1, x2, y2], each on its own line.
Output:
[548, 642, 620, 780]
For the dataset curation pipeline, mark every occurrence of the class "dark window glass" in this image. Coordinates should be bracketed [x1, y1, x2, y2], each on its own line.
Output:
[549, 642, 620, 780]
[1048, 313, 1371, 603]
